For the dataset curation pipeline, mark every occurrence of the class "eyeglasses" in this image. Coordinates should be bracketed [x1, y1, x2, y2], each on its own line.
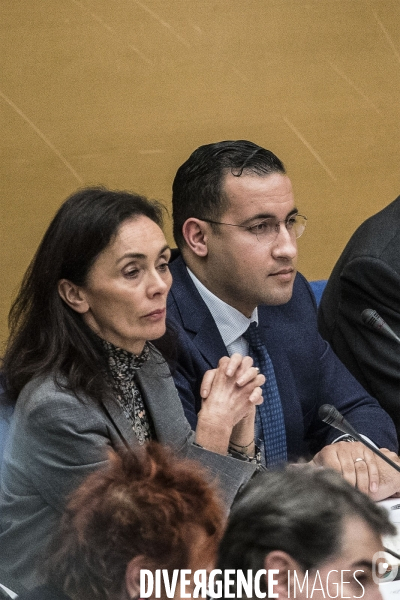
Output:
[198, 213, 307, 245]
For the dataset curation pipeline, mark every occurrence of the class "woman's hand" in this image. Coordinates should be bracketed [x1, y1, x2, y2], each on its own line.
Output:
[229, 412, 258, 458]
[195, 354, 264, 455]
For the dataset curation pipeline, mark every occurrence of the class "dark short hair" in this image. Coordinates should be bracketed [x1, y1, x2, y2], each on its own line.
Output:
[2, 187, 165, 403]
[172, 140, 286, 248]
[218, 466, 394, 590]
[44, 443, 224, 600]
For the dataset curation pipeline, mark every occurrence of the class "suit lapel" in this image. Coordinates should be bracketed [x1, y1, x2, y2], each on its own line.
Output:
[169, 255, 228, 368]
[101, 394, 139, 449]
[136, 349, 190, 447]
[190, 316, 228, 368]
[100, 350, 188, 451]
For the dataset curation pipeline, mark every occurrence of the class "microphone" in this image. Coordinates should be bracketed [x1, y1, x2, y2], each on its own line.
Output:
[318, 404, 400, 474]
[361, 309, 400, 344]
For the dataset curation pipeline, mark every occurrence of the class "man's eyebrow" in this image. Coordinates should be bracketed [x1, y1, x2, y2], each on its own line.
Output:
[241, 207, 299, 225]
[116, 245, 170, 264]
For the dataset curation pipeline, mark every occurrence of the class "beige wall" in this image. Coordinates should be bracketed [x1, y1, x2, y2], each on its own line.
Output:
[2, 0, 400, 344]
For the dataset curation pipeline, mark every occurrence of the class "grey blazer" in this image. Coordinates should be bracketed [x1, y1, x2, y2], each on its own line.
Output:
[0, 346, 257, 590]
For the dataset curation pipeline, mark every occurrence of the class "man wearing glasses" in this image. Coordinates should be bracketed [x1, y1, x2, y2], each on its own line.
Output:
[163, 140, 399, 499]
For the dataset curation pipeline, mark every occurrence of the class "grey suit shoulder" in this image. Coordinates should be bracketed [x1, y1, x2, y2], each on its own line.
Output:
[0, 345, 257, 589]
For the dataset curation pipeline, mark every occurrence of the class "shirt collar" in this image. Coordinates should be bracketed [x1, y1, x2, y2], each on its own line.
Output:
[187, 267, 258, 347]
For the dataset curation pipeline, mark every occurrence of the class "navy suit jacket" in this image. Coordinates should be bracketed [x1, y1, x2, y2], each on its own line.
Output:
[166, 255, 398, 460]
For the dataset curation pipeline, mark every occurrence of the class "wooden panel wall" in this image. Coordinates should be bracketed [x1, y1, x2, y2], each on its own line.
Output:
[1, 0, 400, 343]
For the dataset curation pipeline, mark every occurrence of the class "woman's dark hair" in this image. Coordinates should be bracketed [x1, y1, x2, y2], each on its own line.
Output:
[2, 187, 165, 403]
[44, 443, 224, 600]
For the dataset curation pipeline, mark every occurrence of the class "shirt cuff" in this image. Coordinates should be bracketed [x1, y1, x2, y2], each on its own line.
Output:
[332, 434, 378, 449]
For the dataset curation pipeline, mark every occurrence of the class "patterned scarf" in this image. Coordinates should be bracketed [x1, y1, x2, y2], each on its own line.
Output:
[101, 339, 156, 444]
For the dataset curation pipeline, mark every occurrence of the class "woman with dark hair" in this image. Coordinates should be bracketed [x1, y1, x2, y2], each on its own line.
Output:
[0, 187, 263, 590]
[17, 443, 224, 600]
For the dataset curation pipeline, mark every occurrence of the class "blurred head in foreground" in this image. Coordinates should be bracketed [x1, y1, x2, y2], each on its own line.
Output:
[218, 466, 395, 600]
[42, 443, 224, 600]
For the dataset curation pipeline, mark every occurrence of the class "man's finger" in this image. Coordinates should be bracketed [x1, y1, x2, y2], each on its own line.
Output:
[225, 353, 245, 377]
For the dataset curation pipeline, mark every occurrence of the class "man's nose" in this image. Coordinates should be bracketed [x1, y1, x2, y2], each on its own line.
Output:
[271, 223, 298, 259]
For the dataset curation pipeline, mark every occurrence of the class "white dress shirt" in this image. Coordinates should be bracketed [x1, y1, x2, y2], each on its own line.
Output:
[187, 267, 258, 357]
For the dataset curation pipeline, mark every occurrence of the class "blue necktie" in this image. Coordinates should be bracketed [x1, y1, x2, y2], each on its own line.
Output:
[243, 322, 287, 466]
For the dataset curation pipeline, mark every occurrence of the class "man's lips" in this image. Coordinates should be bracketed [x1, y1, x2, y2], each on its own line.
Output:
[269, 268, 295, 281]
[269, 268, 294, 276]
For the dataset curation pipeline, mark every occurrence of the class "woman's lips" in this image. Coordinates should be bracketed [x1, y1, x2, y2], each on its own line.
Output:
[142, 308, 166, 321]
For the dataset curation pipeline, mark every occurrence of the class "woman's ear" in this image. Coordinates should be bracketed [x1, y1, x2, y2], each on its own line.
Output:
[125, 556, 152, 600]
[182, 218, 209, 257]
[58, 279, 89, 314]
[264, 551, 305, 599]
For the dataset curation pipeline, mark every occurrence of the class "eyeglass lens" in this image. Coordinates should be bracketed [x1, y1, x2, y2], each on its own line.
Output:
[254, 215, 307, 243]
